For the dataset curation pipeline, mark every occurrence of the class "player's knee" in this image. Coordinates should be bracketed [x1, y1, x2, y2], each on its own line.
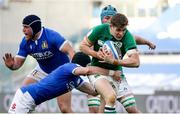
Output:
[105, 93, 116, 105]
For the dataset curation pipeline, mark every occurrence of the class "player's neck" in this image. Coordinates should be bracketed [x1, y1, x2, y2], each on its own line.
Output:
[32, 31, 41, 40]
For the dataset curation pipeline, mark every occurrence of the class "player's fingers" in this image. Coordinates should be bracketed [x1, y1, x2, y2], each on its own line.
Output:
[3, 57, 6, 61]
[5, 53, 9, 58]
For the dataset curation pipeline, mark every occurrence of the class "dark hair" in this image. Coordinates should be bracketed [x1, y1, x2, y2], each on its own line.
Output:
[71, 52, 91, 67]
[22, 14, 41, 37]
[110, 13, 128, 28]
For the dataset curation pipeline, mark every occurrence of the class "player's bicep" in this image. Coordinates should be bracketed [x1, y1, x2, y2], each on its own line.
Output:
[60, 41, 75, 60]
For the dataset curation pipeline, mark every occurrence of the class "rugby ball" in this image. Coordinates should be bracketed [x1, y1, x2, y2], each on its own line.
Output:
[103, 40, 120, 60]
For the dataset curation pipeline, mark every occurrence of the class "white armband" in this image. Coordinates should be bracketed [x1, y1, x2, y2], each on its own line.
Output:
[109, 70, 115, 76]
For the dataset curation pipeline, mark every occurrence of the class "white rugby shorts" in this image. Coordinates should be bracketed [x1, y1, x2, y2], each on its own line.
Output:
[27, 65, 48, 81]
[8, 89, 36, 114]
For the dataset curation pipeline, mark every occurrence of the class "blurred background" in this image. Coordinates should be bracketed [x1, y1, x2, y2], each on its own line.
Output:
[0, 0, 180, 113]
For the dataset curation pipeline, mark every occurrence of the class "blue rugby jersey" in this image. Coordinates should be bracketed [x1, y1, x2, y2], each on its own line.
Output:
[17, 27, 70, 73]
[21, 63, 84, 105]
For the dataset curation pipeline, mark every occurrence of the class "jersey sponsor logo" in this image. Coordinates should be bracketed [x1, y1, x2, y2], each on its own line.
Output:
[30, 51, 54, 60]
[41, 41, 48, 49]
[97, 40, 104, 46]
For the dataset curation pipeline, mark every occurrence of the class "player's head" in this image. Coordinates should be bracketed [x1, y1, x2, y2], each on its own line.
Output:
[100, 5, 117, 24]
[72, 52, 91, 67]
[22, 14, 41, 40]
[110, 13, 128, 40]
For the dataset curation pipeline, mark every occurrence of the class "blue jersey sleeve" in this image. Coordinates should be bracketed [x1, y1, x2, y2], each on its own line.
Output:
[17, 38, 28, 58]
[67, 63, 80, 75]
[50, 31, 66, 51]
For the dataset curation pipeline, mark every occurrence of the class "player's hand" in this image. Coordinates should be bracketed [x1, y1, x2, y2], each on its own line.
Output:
[96, 47, 105, 60]
[113, 71, 121, 81]
[147, 42, 156, 50]
[99, 50, 114, 64]
[3, 53, 14, 69]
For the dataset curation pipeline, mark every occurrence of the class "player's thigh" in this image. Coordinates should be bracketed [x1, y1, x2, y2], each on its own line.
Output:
[57, 91, 72, 106]
[9, 89, 33, 113]
[95, 78, 116, 99]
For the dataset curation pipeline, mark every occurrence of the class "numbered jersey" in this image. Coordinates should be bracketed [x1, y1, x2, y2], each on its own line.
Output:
[17, 27, 70, 73]
[21, 63, 83, 105]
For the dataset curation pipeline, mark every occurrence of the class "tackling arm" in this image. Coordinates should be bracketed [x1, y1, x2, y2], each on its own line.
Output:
[74, 66, 121, 80]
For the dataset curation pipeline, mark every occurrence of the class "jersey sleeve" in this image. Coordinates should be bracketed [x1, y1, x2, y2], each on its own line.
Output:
[123, 30, 137, 52]
[86, 25, 103, 44]
[51, 32, 66, 51]
[16, 38, 28, 58]
[63, 63, 80, 76]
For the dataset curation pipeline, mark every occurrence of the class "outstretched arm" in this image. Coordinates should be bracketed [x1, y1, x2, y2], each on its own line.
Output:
[77, 82, 98, 96]
[74, 66, 121, 81]
[134, 35, 156, 49]
[3, 53, 25, 70]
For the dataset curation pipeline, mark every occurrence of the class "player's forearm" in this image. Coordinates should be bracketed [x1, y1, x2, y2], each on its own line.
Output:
[113, 58, 140, 68]
[134, 35, 148, 45]
[80, 44, 97, 58]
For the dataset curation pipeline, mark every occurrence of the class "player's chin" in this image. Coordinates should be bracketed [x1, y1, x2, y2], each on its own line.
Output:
[25, 36, 31, 41]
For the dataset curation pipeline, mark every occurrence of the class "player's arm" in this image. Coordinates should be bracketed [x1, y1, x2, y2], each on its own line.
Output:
[134, 35, 156, 49]
[3, 53, 25, 70]
[80, 36, 97, 58]
[80, 36, 104, 60]
[61, 41, 75, 60]
[74, 66, 121, 80]
[103, 48, 140, 68]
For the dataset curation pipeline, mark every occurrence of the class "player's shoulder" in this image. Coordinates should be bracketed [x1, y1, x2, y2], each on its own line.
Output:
[43, 27, 62, 36]
[19, 37, 28, 46]
[62, 63, 79, 68]
[94, 23, 109, 30]
[43, 27, 64, 41]
[91, 23, 109, 35]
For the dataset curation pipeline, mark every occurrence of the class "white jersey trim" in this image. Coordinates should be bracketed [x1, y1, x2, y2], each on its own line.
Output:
[15, 55, 26, 59]
[59, 40, 68, 51]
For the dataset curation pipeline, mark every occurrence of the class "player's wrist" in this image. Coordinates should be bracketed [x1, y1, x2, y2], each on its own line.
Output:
[112, 59, 119, 66]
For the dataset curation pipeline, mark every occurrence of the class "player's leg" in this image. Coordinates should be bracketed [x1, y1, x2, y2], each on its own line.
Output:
[116, 77, 141, 113]
[117, 94, 141, 113]
[98, 95, 105, 113]
[93, 77, 117, 113]
[87, 95, 100, 113]
[57, 91, 74, 113]
[8, 89, 36, 113]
